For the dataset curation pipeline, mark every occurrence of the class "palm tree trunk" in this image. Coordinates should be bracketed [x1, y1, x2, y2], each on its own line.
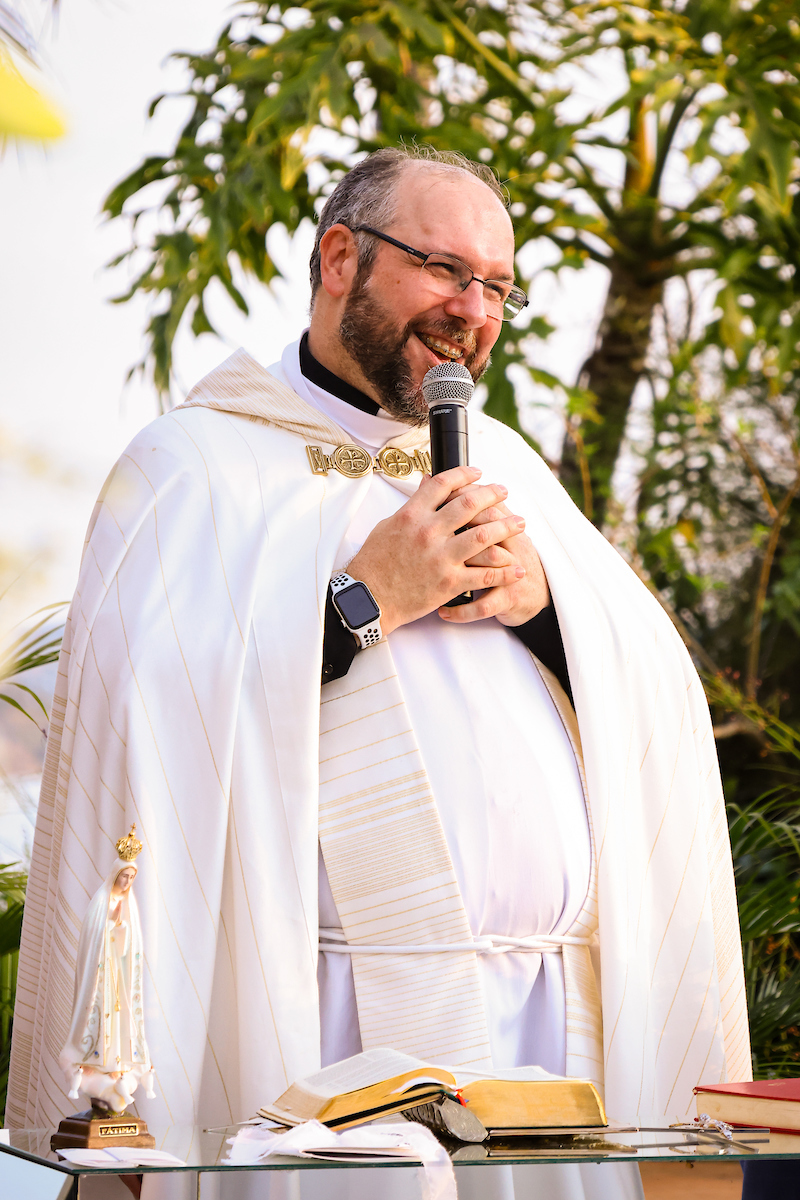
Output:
[558, 95, 666, 527]
[560, 257, 662, 527]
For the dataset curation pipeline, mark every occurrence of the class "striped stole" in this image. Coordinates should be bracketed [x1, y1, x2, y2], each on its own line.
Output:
[318, 641, 494, 1069]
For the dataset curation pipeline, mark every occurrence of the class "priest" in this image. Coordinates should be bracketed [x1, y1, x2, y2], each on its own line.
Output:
[9, 147, 750, 1198]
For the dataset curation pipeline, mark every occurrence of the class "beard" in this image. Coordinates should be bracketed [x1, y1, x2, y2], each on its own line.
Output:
[338, 272, 490, 426]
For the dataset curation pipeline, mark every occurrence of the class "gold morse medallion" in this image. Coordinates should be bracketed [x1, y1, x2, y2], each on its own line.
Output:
[377, 447, 414, 477]
[331, 444, 372, 477]
[307, 444, 431, 479]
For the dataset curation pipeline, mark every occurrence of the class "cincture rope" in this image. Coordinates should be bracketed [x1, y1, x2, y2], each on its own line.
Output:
[318, 928, 592, 955]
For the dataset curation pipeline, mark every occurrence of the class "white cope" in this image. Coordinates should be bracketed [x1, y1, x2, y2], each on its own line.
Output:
[9, 339, 748, 1198]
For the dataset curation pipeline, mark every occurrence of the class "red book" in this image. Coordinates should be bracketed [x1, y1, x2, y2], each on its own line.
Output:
[695, 1080, 800, 1134]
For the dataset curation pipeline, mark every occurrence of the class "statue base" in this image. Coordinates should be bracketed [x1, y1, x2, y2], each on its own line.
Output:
[51, 1109, 155, 1150]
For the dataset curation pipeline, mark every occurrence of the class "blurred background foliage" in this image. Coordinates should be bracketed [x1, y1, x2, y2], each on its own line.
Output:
[0, 599, 65, 1120]
[0, 604, 64, 730]
[1, 0, 799, 1103]
[0, 861, 26, 1115]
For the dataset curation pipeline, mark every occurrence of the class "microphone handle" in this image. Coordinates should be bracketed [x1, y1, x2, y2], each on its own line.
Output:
[429, 402, 472, 608]
[429, 402, 469, 476]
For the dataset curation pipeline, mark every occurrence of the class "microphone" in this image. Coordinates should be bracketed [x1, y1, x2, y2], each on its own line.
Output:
[423, 361, 474, 475]
[423, 362, 475, 607]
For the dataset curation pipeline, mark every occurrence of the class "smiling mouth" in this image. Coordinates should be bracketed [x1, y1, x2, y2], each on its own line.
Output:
[416, 333, 464, 361]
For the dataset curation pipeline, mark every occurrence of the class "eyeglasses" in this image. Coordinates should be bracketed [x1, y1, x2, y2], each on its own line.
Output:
[352, 225, 528, 321]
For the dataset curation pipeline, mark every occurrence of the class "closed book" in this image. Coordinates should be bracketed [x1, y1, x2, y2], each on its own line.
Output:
[695, 1079, 800, 1134]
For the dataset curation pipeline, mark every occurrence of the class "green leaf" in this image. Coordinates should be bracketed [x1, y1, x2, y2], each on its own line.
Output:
[3, 683, 48, 719]
[190, 298, 217, 337]
[0, 904, 23, 959]
[0, 695, 41, 727]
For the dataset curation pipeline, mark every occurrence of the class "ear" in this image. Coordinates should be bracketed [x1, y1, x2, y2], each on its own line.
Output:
[318, 224, 360, 299]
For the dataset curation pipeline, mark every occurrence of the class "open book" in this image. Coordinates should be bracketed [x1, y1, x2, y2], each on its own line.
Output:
[257, 1048, 607, 1132]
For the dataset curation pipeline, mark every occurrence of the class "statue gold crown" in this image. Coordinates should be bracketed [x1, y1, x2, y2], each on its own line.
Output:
[116, 824, 143, 863]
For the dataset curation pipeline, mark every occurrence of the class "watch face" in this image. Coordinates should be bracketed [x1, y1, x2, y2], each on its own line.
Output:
[335, 582, 381, 629]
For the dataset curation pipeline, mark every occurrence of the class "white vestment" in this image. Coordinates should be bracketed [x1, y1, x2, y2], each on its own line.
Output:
[9, 340, 749, 1200]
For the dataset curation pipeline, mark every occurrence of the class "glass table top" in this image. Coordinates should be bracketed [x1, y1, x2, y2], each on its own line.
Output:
[2, 1124, 800, 1176]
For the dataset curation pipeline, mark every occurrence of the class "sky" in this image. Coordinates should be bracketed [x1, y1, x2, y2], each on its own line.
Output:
[1, 0, 609, 636]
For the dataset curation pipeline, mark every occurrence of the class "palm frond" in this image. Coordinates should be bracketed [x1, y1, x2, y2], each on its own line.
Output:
[738, 876, 800, 942]
[0, 863, 27, 905]
[0, 603, 65, 727]
[0, 857, 25, 1122]
[729, 793, 800, 864]
[748, 963, 800, 1069]
[727, 790, 800, 1074]
[0, 603, 66, 682]
[0, 903, 24, 959]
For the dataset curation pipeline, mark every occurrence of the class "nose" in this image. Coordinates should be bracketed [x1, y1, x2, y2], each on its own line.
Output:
[442, 276, 492, 328]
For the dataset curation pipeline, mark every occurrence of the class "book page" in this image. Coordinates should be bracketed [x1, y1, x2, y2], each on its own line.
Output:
[299, 1048, 445, 1100]
[453, 1065, 574, 1086]
[104, 1148, 187, 1166]
[389, 1076, 456, 1095]
[257, 1104, 303, 1125]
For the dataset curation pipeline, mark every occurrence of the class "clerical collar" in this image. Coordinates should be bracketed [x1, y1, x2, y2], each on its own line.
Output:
[299, 331, 380, 416]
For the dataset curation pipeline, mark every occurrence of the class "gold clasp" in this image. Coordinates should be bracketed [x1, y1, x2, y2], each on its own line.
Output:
[306, 444, 431, 479]
[306, 446, 331, 475]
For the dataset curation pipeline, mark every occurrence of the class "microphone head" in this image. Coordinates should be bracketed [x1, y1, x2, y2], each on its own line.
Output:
[422, 362, 475, 409]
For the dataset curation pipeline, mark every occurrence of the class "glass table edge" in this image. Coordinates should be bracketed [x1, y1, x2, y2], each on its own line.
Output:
[4, 1132, 800, 1175]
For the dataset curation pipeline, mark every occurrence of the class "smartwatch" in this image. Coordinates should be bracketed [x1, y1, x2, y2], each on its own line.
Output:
[330, 573, 383, 650]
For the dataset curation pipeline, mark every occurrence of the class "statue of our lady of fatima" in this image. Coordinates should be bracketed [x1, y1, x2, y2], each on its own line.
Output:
[58, 826, 156, 1116]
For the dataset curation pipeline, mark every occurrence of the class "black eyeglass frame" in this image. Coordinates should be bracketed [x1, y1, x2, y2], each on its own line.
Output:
[352, 225, 529, 321]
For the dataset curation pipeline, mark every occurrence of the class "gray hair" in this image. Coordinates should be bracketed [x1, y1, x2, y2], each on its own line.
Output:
[309, 146, 507, 305]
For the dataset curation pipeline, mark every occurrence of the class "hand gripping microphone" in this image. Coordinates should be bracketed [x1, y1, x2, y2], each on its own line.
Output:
[422, 361, 476, 608]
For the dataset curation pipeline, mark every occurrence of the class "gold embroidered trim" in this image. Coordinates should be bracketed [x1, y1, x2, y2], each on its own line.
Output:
[306, 444, 432, 479]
